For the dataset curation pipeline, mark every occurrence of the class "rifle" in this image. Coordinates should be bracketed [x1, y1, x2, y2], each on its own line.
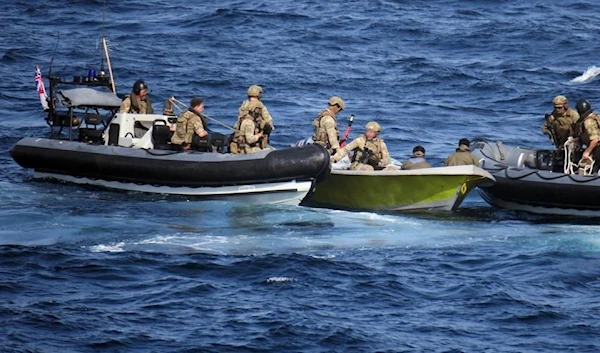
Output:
[339, 114, 354, 148]
[358, 148, 381, 168]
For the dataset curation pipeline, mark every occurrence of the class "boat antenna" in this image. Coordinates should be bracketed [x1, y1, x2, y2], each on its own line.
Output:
[100, 0, 106, 72]
[48, 32, 60, 77]
[100, 0, 116, 93]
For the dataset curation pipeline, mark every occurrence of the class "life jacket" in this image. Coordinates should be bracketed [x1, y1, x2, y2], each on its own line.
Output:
[351, 135, 385, 169]
[123, 93, 154, 114]
[312, 109, 338, 148]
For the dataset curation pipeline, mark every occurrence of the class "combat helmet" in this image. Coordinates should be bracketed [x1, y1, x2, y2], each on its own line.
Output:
[132, 79, 148, 95]
[247, 85, 263, 98]
[576, 99, 592, 116]
[328, 96, 345, 110]
[552, 95, 568, 105]
[365, 121, 381, 132]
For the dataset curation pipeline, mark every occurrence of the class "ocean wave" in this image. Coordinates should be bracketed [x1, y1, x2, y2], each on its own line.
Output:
[570, 66, 600, 83]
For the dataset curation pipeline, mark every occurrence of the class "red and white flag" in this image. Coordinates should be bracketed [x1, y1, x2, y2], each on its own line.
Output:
[35, 66, 49, 110]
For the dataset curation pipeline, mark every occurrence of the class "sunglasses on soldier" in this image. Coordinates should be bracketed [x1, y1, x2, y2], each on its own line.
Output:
[554, 105, 565, 110]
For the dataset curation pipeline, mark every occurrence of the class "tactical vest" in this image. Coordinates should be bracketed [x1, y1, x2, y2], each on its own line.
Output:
[312, 109, 338, 148]
[172, 109, 204, 145]
[549, 109, 576, 146]
[123, 93, 154, 114]
[576, 112, 600, 146]
[230, 101, 266, 154]
[351, 136, 384, 169]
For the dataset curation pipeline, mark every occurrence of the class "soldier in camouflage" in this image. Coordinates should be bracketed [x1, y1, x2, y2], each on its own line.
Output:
[230, 85, 274, 154]
[170, 97, 207, 150]
[574, 99, 600, 173]
[119, 79, 154, 114]
[312, 96, 345, 155]
[331, 121, 391, 171]
[542, 95, 579, 148]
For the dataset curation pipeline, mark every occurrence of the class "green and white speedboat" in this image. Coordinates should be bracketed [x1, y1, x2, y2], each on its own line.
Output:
[302, 165, 495, 212]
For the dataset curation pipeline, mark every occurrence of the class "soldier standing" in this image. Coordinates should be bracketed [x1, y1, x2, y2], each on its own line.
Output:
[230, 85, 275, 154]
[574, 99, 600, 173]
[542, 95, 580, 148]
[312, 96, 345, 155]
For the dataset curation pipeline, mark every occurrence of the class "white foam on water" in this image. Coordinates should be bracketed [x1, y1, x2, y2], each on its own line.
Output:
[570, 66, 600, 83]
[89, 242, 126, 253]
[266, 276, 297, 283]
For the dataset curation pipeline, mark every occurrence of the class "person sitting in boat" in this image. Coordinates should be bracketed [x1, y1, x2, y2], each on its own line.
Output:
[445, 138, 480, 167]
[119, 79, 154, 114]
[312, 96, 345, 155]
[229, 85, 275, 154]
[541, 95, 579, 148]
[573, 99, 600, 173]
[401, 145, 431, 170]
[331, 121, 391, 171]
[170, 97, 208, 151]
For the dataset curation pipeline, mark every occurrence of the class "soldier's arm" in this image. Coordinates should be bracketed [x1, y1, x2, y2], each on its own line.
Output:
[332, 137, 362, 162]
[541, 120, 549, 135]
[119, 97, 131, 113]
[194, 118, 207, 137]
[323, 116, 340, 150]
[379, 141, 391, 166]
[261, 104, 274, 128]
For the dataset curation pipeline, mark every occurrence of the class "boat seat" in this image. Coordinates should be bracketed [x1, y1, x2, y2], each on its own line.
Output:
[152, 119, 173, 150]
[78, 113, 105, 144]
[192, 132, 229, 153]
[84, 113, 104, 126]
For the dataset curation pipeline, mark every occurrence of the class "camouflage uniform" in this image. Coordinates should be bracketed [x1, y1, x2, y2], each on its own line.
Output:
[332, 134, 391, 171]
[170, 110, 206, 145]
[445, 145, 480, 167]
[119, 93, 154, 114]
[312, 108, 339, 154]
[542, 107, 580, 147]
[230, 99, 274, 154]
[576, 112, 600, 148]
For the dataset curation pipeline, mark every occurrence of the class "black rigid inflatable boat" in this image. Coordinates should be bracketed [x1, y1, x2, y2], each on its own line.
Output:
[471, 138, 600, 216]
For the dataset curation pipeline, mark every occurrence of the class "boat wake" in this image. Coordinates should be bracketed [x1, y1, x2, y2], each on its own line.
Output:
[570, 65, 600, 84]
[82, 208, 502, 256]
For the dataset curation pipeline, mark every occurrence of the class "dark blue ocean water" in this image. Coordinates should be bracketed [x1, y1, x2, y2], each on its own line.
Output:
[1, 1, 600, 352]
